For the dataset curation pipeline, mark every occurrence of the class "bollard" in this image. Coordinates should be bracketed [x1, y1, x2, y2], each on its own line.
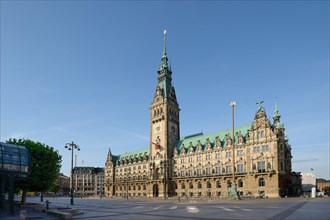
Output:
[45, 200, 51, 210]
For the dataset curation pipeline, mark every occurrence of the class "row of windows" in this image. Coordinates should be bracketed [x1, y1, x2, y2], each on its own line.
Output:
[175, 164, 246, 177]
[177, 144, 272, 162]
[115, 192, 147, 197]
[177, 150, 249, 164]
[178, 178, 266, 189]
[153, 107, 178, 117]
[116, 165, 147, 173]
[76, 187, 95, 191]
[253, 145, 270, 153]
[116, 184, 147, 191]
[115, 175, 148, 182]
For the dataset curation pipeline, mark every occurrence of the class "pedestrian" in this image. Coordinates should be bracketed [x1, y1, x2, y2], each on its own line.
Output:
[19, 210, 27, 220]
[178, 196, 180, 202]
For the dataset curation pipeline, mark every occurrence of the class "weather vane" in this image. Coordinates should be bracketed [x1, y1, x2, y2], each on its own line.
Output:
[256, 100, 264, 111]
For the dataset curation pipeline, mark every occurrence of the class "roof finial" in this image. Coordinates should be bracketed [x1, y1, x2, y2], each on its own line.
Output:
[274, 97, 279, 114]
[256, 100, 264, 111]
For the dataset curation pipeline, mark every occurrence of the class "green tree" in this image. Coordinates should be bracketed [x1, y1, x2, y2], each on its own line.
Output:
[49, 183, 60, 194]
[6, 138, 62, 204]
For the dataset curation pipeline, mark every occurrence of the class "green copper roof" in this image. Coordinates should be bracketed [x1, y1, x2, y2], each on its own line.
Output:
[158, 79, 172, 98]
[116, 147, 149, 161]
[275, 122, 284, 129]
[176, 123, 252, 150]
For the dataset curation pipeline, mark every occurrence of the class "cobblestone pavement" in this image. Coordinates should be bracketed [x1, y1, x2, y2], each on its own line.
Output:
[1, 196, 329, 219]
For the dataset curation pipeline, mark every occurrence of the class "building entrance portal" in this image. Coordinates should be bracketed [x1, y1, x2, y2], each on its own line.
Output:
[153, 184, 159, 197]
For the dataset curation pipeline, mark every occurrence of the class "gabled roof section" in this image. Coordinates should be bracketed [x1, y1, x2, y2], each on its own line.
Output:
[176, 123, 252, 151]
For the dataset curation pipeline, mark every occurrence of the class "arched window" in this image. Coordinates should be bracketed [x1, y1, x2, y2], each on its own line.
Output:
[207, 181, 211, 188]
[198, 181, 202, 189]
[181, 183, 186, 189]
[216, 180, 221, 188]
[189, 182, 194, 189]
[227, 180, 232, 188]
[259, 178, 266, 186]
[238, 179, 244, 188]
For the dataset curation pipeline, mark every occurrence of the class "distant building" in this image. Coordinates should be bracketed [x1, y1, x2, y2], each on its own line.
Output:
[104, 33, 297, 199]
[73, 167, 105, 196]
[316, 178, 330, 192]
[57, 173, 70, 195]
[289, 172, 302, 196]
[301, 173, 316, 193]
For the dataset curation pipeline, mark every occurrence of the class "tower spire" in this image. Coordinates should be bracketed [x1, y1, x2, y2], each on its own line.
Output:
[273, 97, 281, 120]
[273, 97, 284, 128]
[107, 147, 112, 161]
[161, 29, 168, 68]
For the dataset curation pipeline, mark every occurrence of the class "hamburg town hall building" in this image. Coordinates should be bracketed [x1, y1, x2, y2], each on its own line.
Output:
[104, 32, 297, 199]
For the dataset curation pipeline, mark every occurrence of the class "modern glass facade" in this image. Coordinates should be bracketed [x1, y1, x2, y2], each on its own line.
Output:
[0, 143, 30, 178]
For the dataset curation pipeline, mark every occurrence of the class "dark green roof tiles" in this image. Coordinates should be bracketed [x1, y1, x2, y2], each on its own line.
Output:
[116, 147, 150, 161]
[176, 124, 252, 151]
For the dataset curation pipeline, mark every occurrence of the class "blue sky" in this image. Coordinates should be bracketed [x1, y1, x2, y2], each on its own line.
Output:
[1, 1, 329, 179]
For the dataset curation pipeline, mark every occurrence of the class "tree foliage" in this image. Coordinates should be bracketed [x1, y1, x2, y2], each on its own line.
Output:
[6, 138, 62, 194]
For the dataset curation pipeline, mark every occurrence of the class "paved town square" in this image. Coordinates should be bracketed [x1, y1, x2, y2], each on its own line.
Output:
[3, 197, 328, 220]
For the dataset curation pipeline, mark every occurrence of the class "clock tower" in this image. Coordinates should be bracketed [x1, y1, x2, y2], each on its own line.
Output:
[150, 30, 180, 163]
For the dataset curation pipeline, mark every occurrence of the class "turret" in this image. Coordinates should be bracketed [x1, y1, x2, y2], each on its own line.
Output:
[273, 99, 284, 129]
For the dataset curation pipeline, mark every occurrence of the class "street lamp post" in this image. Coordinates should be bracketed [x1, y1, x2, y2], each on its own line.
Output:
[64, 141, 80, 205]
[229, 101, 238, 199]
[163, 159, 166, 200]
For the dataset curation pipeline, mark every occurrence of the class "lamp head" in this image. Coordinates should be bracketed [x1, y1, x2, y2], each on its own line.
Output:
[230, 101, 236, 107]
